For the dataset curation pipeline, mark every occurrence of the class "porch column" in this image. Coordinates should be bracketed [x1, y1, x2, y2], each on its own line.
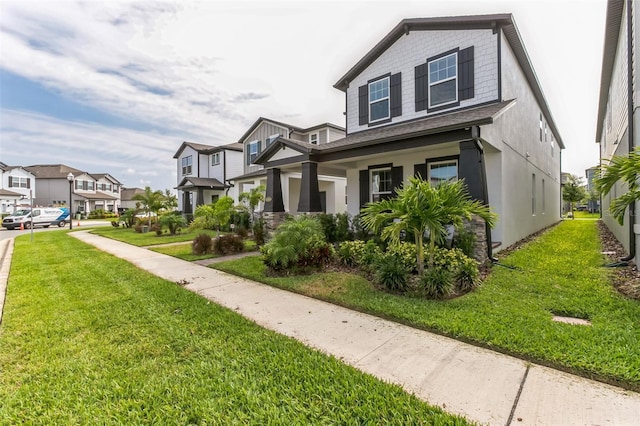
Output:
[458, 140, 486, 203]
[298, 162, 322, 213]
[183, 192, 192, 214]
[264, 168, 285, 212]
[196, 188, 205, 206]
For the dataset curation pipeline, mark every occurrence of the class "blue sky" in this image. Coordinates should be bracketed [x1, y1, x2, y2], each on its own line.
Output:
[0, 0, 606, 192]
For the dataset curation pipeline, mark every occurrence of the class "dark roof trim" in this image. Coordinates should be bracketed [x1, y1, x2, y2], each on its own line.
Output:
[237, 117, 345, 144]
[596, 0, 624, 142]
[228, 169, 267, 181]
[333, 14, 564, 149]
[172, 141, 242, 159]
[176, 177, 229, 190]
[253, 137, 314, 165]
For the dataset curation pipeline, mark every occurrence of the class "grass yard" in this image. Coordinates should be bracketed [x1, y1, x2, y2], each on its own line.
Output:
[569, 211, 600, 219]
[149, 240, 257, 261]
[90, 226, 220, 246]
[0, 232, 468, 424]
[213, 220, 640, 390]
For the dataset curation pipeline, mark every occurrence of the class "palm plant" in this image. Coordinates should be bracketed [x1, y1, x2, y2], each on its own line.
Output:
[191, 196, 235, 237]
[132, 187, 165, 226]
[238, 184, 266, 223]
[595, 147, 640, 225]
[360, 176, 497, 275]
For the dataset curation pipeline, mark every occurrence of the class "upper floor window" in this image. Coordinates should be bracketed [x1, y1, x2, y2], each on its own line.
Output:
[247, 141, 261, 165]
[9, 177, 29, 188]
[428, 52, 457, 107]
[266, 134, 279, 147]
[428, 160, 458, 186]
[371, 168, 392, 202]
[87, 181, 95, 191]
[212, 152, 220, 166]
[369, 77, 390, 122]
[310, 133, 319, 145]
[182, 155, 192, 175]
[539, 113, 543, 142]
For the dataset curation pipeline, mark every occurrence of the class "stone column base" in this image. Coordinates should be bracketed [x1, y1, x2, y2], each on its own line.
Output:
[263, 211, 286, 232]
[460, 215, 489, 265]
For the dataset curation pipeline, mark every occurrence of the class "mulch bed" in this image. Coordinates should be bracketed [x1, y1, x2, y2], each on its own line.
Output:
[597, 220, 640, 300]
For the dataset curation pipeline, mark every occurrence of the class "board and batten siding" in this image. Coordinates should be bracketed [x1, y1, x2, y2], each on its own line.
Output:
[345, 29, 499, 134]
[243, 122, 289, 174]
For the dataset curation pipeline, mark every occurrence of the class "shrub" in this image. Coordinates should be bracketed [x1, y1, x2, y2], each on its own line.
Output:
[337, 240, 381, 268]
[432, 247, 480, 293]
[230, 211, 251, 230]
[420, 267, 454, 299]
[213, 234, 245, 255]
[252, 218, 267, 247]
[453, 225, 476, 258]
[374, 253, 410, 292]
[235, 226, 249, 239]
[386, 242, 418, 272]
[261, 216, 333, 271]
[120, 209, 138, 228]
[456, 256, 481, 292]
[159, 212, 186, 236]
[351, 214, 370, 240]
[134, 224, 143, 233]
[335, 212, 353, 242]
[151, 223, 163, 236]
[317, 213, 338, 243]
[192, 233, 213, 255]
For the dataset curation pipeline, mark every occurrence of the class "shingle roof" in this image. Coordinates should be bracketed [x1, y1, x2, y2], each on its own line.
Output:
[333, 14, 564, 149]
[229, 169, 267, 181]
[172, 141, 243, 159]
[236, 117, 346, 144]
[176, 177, 228, 190]
[24, 164, 85, 179]
[120, 187, 146, 201]
[0, 188, 24, 198]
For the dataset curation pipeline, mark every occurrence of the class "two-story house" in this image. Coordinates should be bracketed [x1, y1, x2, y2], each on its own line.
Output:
[24, 164, 122, 215]
[596, 0, 639, 264]
[254, 14, 564, 261]
[174, 141, 244, 214]
[0, 163, 35, 213]
[229, 117, 347, 217]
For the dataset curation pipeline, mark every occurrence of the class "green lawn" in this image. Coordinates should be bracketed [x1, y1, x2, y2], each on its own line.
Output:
[149, 240, 257, 261]
[0, 232, 468, 424]
[213, 220, 640, 390]
[90, 226, 220, 246]
[569, 211, 600, 219]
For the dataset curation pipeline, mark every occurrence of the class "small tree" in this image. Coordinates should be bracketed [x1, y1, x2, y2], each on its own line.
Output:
[596, 147, 640, 225]
[360, 177, 496, 275]
[238, 185, 266, 223]
[159, 212, 186, 235]
[562, 175, 586, 219]
[190, 196, 235, 237]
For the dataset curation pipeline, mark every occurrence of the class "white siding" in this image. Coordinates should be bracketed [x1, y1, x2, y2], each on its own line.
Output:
[225, 150, 244, 181]
[345, 29, 499, 133]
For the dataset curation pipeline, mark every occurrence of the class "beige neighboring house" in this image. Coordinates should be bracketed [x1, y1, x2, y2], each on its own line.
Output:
[0, 162, 35, 213]
[24, 164, 122, 215]
[120, 187, 146, 211]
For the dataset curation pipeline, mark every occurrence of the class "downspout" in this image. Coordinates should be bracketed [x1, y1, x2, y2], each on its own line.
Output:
[622, 0, 636, 262]
[471, 126, 497, 262]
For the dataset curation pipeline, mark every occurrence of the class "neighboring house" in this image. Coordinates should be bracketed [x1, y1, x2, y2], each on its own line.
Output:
[24, 164, 122, 215]
[173, 141, 244, 214]
[120, 187, 146, 211]
[596, 0, 638, 263]
[0, 163, 35, 213]
[585, 166, 600, 213]
[254, 14, 564, 260]
[230, 117, 347, 216]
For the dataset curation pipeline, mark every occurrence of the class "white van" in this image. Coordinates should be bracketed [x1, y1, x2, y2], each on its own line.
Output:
[2, 208, 70, 230]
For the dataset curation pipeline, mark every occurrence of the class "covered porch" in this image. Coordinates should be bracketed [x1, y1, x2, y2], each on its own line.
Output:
[177, 177, 231, 214]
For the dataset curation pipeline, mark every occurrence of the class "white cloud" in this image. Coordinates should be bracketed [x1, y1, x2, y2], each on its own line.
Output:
[0, 0, 608, 185]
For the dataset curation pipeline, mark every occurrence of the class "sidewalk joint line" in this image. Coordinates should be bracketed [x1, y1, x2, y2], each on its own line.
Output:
[506, 364, 530, 426]
[354, 330, 403, 365]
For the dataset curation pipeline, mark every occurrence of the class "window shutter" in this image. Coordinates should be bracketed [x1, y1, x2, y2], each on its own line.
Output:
[8, 176, 12, 187]
[414, 163, 427, 180]
[27, 178, 31, 189]
[390, 73, 402, 117]
[246, 146, 251, 165]
[458, 46, 475, 101]
[358, 85, 369, 125]
[257, 141, 262, 154]
[391, 166, 403, 196]
[415, 62, 429, 111]
[359, 169, 369, 209]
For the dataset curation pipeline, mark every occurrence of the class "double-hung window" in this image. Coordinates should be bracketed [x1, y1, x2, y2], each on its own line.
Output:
[310, 132, 319, 145]
[212, 152, 220, 166]
[10, 177, 29, 188]
[371, 168, 392, 202]
[369, 77, 390, 122]
[266, 134, 279, 147]
[428, 160, 458, 186]
[182, 155, 193, 175]
[248, 141, 260, 165]
[428, 52, 457, 108]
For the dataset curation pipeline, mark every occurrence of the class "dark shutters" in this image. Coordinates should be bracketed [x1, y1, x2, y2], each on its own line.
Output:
[391, 166, 403, 196]
[27, 178, 30, 189]
[458, 46, 475, 101]
[415, 62, 429, 112]
[390, 73, 402, 118]
[8, 177, 12, 187]
[246, 145, 251, 165]
[359, 169, 369, 209]
[414, 163, 427, 180]
[358, 85, 369, 125]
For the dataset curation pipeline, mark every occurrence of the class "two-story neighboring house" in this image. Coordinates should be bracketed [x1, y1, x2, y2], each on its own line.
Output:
[230, 117, 347, 216]
[596, 0, 639, 263]
[254, 14, 563, 260]
[0, 163, 35, 213]
[174, 141, 244, 214]
[24, 164, 122, 215]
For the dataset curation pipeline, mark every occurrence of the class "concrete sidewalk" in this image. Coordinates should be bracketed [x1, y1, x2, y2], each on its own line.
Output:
[53, 231, 639, 424]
